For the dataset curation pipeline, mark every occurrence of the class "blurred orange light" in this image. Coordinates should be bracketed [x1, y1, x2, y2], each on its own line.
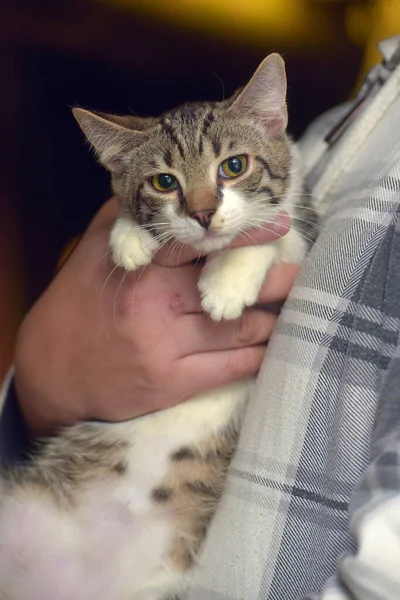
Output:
[98, 0, 337, 47]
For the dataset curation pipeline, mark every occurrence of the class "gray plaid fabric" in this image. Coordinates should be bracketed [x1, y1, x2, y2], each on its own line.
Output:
[186, 40, 400, 600]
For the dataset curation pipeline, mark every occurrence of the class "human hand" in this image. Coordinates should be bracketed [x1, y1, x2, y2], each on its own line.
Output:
[14, 198, 299, 435]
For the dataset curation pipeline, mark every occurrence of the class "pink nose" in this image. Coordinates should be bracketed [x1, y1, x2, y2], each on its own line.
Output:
[189, 209, 216, 230]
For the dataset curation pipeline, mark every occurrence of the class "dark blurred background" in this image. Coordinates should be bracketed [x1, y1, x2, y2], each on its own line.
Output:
[0, 0, 399, 376]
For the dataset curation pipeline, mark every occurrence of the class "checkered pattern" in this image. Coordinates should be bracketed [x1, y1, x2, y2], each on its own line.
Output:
[186, 42, 400, 600]
[2, 40, 400, 600]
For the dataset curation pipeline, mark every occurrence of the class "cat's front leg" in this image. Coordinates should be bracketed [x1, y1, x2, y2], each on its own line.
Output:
[198, 244, 279, 321]
[110, 217, 160, 271]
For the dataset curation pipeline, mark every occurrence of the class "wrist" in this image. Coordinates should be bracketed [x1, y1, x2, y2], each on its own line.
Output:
[14, 369, 89, 437]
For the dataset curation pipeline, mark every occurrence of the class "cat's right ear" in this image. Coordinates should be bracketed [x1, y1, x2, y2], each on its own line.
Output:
[73, 108, 148, 174]
[228, 53, 288, 137]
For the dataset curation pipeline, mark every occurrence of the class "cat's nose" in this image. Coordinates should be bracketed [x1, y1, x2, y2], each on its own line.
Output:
[190, 209, 216, 230]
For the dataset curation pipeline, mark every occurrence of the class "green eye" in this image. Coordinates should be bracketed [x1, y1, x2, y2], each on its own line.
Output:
[219, 155, 248, 178]
[151, 173, 178, 192]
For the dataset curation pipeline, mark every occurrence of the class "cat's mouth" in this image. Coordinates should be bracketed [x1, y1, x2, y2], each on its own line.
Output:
[187, 228, 236, 252]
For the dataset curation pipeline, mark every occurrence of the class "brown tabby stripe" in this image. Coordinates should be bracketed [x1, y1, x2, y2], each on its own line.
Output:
[201, 110, 215, 137]
[152, 486, 173, 503]
[164, 149, 173, 168]
[258, 185, 277, 202]
[160, 119, 185, 159]
[113, 461, 127, 475]
[150, 427, 239, 574]
[244, 170, 264, 193]
[137, 183, 158, 225]
[171, 447, 196, 461]
[177, 186, 186, 214]
[255, 155, 287, 181]
[184, 480, 220, 499]
[7, 424, 130, 503]
[211, 138, 221, 157]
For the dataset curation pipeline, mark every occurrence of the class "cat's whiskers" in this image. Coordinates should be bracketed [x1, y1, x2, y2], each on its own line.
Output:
[193, 250, 205, 266]
[237, 225, 274, 246]
[176, 240, 189, 267]
[291, 216, 329, 236]
[281, 204, 338, 221]
[138, 229, 177, 257]
[148, 222, 172, 230]
[103, 231, 175, 318]
[113, 268, 130, 325]
[289, 229, 324, 252]
[213, 72, 226, 101]
[150, 231, 176, 246]
[240, 230, 265, 246]
[244, 210, 330, 238]
[247, 189, 336, 217]
[167, 238, 187, 268]
[94, 247, 114, 268]
[92, 240, 113, 260]
[161, 238, 179, 267]
[122, 263, 149, 324]
[257, 199, 338, 222]
[123, 231, 177, 306]
[99, 259, 124, 303]
[241, 217, 325, 252]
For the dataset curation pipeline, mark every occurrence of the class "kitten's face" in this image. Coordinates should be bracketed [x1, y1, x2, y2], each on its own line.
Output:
[74, 53, 292, 252]
[116, 106, 292, 252]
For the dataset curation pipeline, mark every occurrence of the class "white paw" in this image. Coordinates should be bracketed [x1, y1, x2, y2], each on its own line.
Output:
[112, 235, 152, 271]
[110, 217, 159, 271]
[199, 259, 262, 322]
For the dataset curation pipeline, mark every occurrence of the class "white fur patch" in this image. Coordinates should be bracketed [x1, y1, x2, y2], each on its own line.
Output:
[0, 380, 252, 600]
[110, 217, 160, 271]
[214, 188, 246, 233]
[197, 147, 308, 320]
[160, 189, 246, 253]
[199, 244, 278, 321]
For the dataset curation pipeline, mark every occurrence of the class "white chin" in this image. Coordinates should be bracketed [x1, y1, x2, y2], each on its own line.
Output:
[188, 232, 235, 253]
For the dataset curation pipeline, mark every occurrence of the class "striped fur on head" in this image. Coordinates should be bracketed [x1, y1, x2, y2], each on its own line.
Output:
[73, 54, 294, 252]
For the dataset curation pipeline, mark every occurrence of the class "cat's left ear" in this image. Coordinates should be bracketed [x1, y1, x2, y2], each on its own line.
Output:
[73, 108, 148, 174]
[229, 53, 288, 137]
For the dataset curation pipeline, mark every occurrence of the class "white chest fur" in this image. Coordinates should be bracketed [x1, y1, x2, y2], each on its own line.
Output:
[0, 380, 251, 600]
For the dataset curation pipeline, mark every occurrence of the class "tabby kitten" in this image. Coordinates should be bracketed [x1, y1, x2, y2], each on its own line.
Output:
[0, 54, 313, 600]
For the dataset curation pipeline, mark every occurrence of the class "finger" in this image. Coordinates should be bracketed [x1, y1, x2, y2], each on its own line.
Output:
[154, 211, 291, 267]
[257, 263, 300, 304]
[176, 345, 266, 397]
[179, 310, 277, 355]
[228, 212, 291, 249]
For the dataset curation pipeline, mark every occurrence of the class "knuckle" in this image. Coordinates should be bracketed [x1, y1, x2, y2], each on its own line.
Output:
[226, 351, 249, 378]
[149, 360, 177, 390]
[227, 346, 265, 379]
[235, 315, 257, 345]
[146, 364, 167, 388]
[260, 314, 277, 342]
